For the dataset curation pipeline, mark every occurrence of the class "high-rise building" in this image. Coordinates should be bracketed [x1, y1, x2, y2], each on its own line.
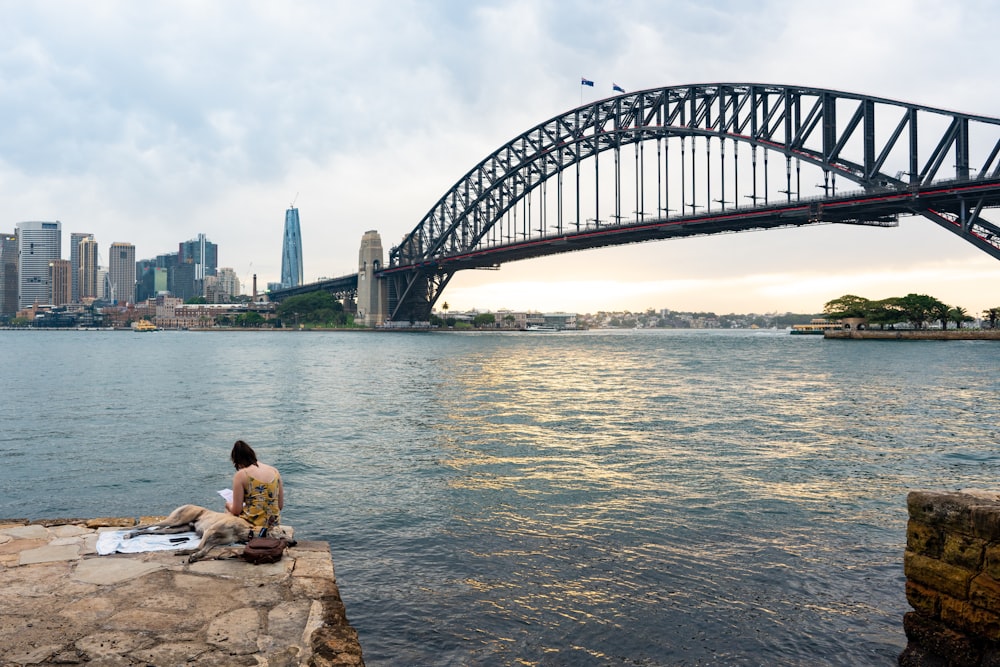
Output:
[16, 221, 61, 309]
[78, 236, 99, 301]
[70, 232, 93, 303]
[217, 267, 241, 298]
[49, 259, 71, 306]
[178, 234, 218, 278]
[0, 231, 17, 316]
[281, 207, 303, 288]
[108, 242, 136, 305]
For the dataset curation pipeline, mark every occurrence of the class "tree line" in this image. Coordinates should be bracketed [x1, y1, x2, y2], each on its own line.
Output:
[823, 294, 998, 330]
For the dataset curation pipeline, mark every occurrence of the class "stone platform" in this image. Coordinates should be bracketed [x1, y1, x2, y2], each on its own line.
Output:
[0, 517, 364, 666]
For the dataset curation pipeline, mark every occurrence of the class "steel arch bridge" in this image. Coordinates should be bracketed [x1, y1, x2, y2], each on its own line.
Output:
[274, 83, 1000, 321]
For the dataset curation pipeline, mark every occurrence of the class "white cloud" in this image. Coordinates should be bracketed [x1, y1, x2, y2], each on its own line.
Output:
[0, 0, 998, 313]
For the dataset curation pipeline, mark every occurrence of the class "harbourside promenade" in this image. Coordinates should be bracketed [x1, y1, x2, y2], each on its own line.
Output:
[0, 517, 364, 666]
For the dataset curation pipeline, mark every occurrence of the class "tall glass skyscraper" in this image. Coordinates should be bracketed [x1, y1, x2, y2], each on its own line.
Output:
[281, 207, 303, 289]
[16, 221, 61, 309]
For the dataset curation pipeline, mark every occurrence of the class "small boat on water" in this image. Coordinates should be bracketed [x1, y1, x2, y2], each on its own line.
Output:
[790, 319, 841, 335]
[524, 324, 559, 333]
[133, 319, 158, 332]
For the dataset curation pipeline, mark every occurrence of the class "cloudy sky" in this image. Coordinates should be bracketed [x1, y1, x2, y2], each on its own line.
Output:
[3, 0, 1000, 315]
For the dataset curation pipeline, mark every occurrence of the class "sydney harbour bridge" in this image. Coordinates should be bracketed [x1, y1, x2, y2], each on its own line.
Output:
[269, 83, 1000, 324]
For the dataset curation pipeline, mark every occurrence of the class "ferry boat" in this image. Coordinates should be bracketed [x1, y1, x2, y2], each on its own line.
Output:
[524, 324, 559, 333]
[790, 319, 841, 335]
[133, 319, 158, 332]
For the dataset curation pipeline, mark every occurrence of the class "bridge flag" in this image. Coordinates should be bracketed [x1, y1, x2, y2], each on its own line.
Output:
[581, 77, 594, 87]
[613, 83, 625, 93]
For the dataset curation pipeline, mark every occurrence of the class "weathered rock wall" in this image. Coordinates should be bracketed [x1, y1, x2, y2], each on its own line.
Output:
[902, 490, 1000, 665]
[826, 330, 1000, 341]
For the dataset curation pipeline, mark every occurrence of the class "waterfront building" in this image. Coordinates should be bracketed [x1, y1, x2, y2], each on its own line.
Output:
[16, 221, 61, 309]
[78, 236, 99, 302]
[49, 259, 71, 306]
[108, 242, 136, 305]
[0, 231, 16, 316]
[280, 207, 303, 289]
[69, 232, 93, 303]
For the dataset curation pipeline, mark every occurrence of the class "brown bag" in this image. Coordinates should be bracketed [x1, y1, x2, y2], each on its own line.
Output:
[242, 536, 287, 564]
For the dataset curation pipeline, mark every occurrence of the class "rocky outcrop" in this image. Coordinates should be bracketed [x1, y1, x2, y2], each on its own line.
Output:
[901, 491, 1000, 665]
[0, 517, 364, 666]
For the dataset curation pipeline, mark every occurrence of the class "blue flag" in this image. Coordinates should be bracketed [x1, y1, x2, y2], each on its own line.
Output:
[581, 77, 594, 87]
[613, 83, 625, 93]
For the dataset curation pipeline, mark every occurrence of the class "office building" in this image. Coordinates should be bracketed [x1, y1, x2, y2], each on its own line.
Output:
[217, 267, 241, 298]
[78, 236, 99, 301]
[0, 231, 16, 316]
[178, 234, 218, 278]
[281, 207, 303, 288]
[16, 221, 61, 309]
[70, 232, 93, 303]
[49, 259, 71, 306]
[108, 242, 136, 305]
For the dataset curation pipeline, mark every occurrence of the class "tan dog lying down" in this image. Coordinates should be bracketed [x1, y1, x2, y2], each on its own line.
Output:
[126, 504, 290, 562]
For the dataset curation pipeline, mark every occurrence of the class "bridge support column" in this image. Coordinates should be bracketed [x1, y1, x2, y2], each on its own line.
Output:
[356, 230, 387, 327]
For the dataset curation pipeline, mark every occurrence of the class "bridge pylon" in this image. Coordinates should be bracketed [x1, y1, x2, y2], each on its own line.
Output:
[356, 230, 387, 327]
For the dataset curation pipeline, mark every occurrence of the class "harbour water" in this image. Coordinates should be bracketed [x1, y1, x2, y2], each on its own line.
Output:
[2, 329, 999, 665]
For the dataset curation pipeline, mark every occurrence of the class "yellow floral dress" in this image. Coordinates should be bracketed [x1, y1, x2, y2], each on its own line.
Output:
[240, 473, 281, 528]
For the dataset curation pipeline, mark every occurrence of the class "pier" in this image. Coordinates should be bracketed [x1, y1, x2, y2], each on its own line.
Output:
[0, 516, 363, 666]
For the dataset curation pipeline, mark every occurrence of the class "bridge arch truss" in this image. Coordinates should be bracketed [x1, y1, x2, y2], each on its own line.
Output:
[382, 84, 1000, 321]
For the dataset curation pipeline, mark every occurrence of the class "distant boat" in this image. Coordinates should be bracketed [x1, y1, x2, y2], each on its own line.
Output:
[790, 319, 841, 335]
[133, 319, 158, 332]
[524, 324, 559, 333]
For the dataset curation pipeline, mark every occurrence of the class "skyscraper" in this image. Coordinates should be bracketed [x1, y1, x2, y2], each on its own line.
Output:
[16, 221, 61, 309]
[70, 232, 93, 303]
[49, 259, 71, 306]
[0, 231, 17, 316]
[178, 234, 218, 278]
[281, 207, 303, 289]
[78, 236, 99, 301]
[108, 242, 136, 305]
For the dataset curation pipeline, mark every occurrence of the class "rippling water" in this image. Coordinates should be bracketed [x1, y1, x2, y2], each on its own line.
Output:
[2, 329, 999, 665]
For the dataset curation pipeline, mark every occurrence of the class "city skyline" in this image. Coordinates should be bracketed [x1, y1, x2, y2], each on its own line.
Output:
[1, 3, 1000, 315]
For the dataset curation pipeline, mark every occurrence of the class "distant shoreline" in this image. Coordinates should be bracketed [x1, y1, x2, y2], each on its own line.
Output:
[824, 329, 1000, 341]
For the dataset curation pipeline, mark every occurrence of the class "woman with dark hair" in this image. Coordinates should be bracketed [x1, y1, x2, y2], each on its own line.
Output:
[225, 439, 283, 528]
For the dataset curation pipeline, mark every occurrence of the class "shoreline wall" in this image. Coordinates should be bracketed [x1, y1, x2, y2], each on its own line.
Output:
[902, 491, 1000, 665]
[826, 330, 1000, 340]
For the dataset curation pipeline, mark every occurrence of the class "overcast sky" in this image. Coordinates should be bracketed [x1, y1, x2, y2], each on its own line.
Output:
[3, 0, 1000, 315]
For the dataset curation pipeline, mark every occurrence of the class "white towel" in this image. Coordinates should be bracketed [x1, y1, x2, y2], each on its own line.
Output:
[96, 529, 201, 555]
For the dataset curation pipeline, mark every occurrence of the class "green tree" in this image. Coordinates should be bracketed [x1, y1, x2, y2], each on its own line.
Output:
[185, 296, 208, 304]
[984, 308, 999, 329]
[867, 298, 906, 330]
[276, 292, 348, 327]
[823, 294, 871, 319]
[235, 312, 266, 328]
[473, 313, 496, 328]
[897, 293, 946, 329]
[948, 306, 973, 329]
[503, 314, 515, 328]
